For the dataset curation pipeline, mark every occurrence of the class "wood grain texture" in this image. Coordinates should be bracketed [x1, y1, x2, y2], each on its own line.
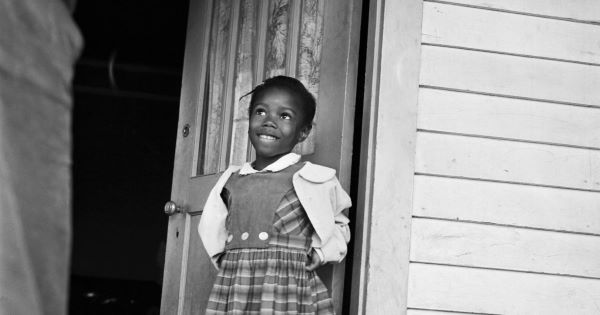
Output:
[420, 45, 600, 107]
[438, 0, 600, 23]
[413, 175, 600, 235]
[417, 88, 600, 149]
[410, 218, 600, 278]
[415, 132, 600, 191]
[408, 263, 600, 314]
[422, 2, 600, 64]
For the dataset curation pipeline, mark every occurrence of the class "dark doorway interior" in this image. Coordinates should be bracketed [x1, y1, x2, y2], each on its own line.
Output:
[70, 1, 188, 314]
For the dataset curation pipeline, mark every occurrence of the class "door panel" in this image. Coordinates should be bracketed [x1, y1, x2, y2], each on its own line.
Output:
[160, 0, 213, 313]
[161, 0, 361, 313]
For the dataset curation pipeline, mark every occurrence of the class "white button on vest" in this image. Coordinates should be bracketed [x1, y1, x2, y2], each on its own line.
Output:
[258, 232, 269, 240]
[226, 234, 233, 243]
[241, 232, 249, 240]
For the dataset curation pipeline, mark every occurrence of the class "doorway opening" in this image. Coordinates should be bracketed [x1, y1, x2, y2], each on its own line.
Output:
[69, 1, 188, 314]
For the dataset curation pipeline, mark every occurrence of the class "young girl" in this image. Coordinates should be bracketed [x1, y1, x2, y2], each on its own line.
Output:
[198, 76, 351, 314]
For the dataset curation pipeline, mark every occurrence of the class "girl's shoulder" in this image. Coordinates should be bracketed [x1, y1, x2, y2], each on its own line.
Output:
[214, 165, 242, 187]
[296, 162, 337, 183]
[221, 165, 242, 177]
[226, 165, 243, 172]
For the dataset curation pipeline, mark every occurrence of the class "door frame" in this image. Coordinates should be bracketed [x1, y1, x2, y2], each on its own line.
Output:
[349, 0, 423, 314]
[310, 0, 363, 311]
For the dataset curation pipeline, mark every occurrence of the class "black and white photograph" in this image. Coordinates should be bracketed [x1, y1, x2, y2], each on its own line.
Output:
[1, 0, 599, 314]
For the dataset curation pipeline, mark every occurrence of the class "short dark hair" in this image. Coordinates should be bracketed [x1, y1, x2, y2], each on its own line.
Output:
[244, 76, 316, 128]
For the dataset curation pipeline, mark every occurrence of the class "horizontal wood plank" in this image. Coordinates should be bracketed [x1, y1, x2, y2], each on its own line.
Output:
[410, 218, 600, 278]
[422, 2, 600, 64]
[413, 175, 600, 235]
[415, 132, 600, 190]
[417, 88, 600, 149]
[407, 309, 486, 315]
[420, 45, 600, 107]
[408, 263, 600, 314]
[437, 0, 600, 23]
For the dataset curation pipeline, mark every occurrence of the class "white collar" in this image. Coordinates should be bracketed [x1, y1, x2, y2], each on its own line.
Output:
[239, 153, 301, 175]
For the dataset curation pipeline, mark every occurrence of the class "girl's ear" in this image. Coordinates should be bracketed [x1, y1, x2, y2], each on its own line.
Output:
[297, 124, 312, 143]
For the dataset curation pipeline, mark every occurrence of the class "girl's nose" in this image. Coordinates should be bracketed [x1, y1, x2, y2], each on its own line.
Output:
[262, 119, 277, 128]
[262, 113, 277, 128]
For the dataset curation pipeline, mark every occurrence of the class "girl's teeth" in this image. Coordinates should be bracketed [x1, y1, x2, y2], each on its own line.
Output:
[259, 135, 276, 140]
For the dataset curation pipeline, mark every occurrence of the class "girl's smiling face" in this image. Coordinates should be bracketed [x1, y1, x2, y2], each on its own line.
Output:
[248, 87, 311, 170]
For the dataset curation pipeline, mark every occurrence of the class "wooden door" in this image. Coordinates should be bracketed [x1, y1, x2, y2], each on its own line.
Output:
[160, 0, 362, 314]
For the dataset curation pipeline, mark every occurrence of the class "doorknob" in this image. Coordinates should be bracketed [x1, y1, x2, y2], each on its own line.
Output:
[164, 201, 185, 215]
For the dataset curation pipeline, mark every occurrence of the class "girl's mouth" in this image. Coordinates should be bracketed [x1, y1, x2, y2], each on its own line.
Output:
[258, 134, 278, 141]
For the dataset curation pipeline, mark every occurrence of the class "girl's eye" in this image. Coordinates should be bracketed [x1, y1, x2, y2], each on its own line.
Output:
[281, 113, 292, 120]
[255, 109, 266, 116]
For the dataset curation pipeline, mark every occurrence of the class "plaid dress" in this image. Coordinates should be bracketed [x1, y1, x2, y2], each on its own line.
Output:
[205, 164, 334, 314]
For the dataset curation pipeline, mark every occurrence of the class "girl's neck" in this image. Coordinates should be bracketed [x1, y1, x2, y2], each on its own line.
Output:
[253, 153, 290, 171]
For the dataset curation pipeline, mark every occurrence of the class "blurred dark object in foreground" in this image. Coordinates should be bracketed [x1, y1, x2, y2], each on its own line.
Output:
[69, 275, 161, 315]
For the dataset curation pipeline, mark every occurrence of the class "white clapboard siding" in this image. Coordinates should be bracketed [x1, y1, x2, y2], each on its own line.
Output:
[440, 0, 600, 23]
[420, 45, 600, 107]
[413, 175, 600, 235]
[407, 310, 481, 315]
[415, 132, 600, 191]
[422, 3, 600, 64]
[410, 218, 600, 278]
[408, 263, 600, 314]
[417, 88, 600, 149]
